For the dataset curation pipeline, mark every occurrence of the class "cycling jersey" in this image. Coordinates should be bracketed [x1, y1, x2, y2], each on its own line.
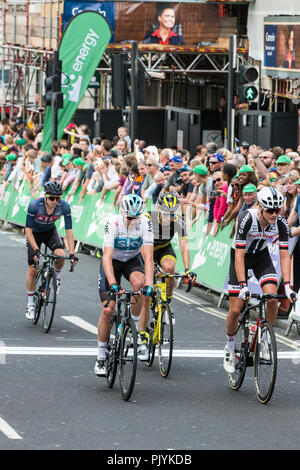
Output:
[26, 197, 72, 233]
[103, 214, 153, 262]
[233, 208, 289, 254]
[146, 211, 187, 250]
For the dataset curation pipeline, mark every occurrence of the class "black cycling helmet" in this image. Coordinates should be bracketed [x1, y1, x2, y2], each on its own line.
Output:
[156, 192, 180, 216]
[44, 181, 63, 196]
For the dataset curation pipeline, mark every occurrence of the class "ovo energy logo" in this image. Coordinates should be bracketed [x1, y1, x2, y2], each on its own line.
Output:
[62, 28, 100, 103]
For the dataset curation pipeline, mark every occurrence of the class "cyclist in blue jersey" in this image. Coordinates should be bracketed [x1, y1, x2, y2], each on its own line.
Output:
[95, 194, 154, 377]
[25, 181, 78, 320]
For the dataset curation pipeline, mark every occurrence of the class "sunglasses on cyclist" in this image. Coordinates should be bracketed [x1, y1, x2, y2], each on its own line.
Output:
[264, 208, 280, 215]
[46, 195, 61, 202]
[126, 215, 140, 221]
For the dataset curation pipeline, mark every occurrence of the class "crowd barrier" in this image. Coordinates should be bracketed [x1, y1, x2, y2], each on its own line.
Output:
[1, 182, 294, 298]
[0, 181, 234, 294]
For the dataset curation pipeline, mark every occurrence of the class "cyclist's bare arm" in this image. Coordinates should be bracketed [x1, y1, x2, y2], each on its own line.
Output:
[102, 247, 117, 286]
[279, 249, 292, 284]
[235, 248, 246, 284]
[65, 228, 75, 255]
[140, 245, 153, 286]
[25, 227, 39, 252]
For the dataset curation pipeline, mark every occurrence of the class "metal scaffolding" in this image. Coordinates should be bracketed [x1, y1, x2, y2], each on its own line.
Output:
[0, 0, 249, 119]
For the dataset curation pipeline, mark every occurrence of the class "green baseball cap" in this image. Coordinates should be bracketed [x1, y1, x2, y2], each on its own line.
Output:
[16, 138, 27, 146]
[6, 152, 18, 161]
[243, 183, 257, 193]
[62, 159, 72, 167]
[238, 164, 254, 174]
[276, 155, 291, 164]
[73, 157, 85, 166]
[295, 178, 300, 185]
[193, 164, 208, 176]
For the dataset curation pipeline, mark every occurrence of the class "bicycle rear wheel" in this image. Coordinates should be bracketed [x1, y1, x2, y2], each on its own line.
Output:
[119, 318, 137, 401]
[33, 270, 43, 325]
[42, 268, 57, 333]
[254, 321, 277, 404]
[106, 315, 119, 388]
[227, 319, 247, 391]
[158, 304, 173, 378]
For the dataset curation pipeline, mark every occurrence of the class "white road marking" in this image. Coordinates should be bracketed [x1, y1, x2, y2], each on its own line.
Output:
[0, 346, 300, 359]
[62, 316, 98, 335]
[0, 417, 22, 440]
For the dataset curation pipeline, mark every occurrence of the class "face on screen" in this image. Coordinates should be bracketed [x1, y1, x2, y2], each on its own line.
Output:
[158, 9, 176, 30]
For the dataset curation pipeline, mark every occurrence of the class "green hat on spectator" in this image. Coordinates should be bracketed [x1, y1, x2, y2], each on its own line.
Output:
[295, 178, 300, 185]
[62, 159, 72, 167]
[193, 164, 208, 175]
[238, 164, 254, 174]
[16, 138, 27, 146]
[243, 183, 257, 193]
[276, 155, 291, 164]
[62, 153, 72, 160]
[73, 157, 85, 166]
[6, 153, 18, 161]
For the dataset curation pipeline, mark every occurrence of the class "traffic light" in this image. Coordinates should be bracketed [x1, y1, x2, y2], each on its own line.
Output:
[239, 65, 260, 103]
[44, 50, 63, 109]
[111, 53, 129, 108]
[111, 53, 145, 108]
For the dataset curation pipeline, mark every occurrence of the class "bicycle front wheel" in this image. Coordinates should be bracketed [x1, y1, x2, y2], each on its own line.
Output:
[227, 319, 247, 391]
[146, 323, 156, 368]
[42, 269, 57, 333]
[106, 315, 119, 389]
[33, 270, 43, 325]
[158, 304, 173, 378]
[119, 318, 137, 401]
[254, 321, 277, 404]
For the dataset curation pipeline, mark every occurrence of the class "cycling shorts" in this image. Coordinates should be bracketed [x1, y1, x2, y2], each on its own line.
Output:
[26, 228, 64, 266]
[228, 247, 277, 297]
[98, 254, 144, 301]
[153, 243, 176, 266]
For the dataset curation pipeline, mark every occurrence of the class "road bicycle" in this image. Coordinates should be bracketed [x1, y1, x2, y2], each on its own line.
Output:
[33, 250, 75, 333]
[105, 289, 140, 401]
[146, 269, 194, 378]
[227, 292, 295, 404]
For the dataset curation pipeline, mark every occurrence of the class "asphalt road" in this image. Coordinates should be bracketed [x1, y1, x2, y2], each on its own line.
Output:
[1, 228, 300, 451]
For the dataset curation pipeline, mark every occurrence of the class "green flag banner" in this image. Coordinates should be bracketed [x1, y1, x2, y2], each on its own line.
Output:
[42, 11, 112, 152]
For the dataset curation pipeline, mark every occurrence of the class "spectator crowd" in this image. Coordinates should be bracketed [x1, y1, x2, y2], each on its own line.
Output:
[1, 115, 300, 317]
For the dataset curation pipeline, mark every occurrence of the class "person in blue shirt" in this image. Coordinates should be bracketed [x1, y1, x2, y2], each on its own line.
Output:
[25, 181, 78, 320]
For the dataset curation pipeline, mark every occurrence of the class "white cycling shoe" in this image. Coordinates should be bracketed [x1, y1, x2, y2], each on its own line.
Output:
[25, 305, 35, 321]
[223, 345, 235, 374]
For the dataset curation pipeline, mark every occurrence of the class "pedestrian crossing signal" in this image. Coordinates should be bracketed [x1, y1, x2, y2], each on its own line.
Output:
[239, 65, 259, 103]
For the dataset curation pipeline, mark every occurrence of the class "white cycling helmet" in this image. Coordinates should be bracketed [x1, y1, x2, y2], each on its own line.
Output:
[257, 186, 284, 210]
[120, 194, 144, 218]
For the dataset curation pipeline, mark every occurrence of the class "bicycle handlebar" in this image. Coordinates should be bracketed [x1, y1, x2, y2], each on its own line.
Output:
[34, 253, 77, 272]
[154, 270, 195, 292]
[104, 290, 141, 308]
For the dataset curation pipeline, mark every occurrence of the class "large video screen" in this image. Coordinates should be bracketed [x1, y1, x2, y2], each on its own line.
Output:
[264, 20, 300, 74]
[62, 1, 221, 46]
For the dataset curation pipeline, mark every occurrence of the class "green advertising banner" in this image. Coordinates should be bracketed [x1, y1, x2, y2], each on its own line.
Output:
[42, 11, 112, 152]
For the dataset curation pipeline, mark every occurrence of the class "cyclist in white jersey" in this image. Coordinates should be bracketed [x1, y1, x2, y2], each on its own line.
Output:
[224, 187, 298, 373]
[94, 194, 154, 377]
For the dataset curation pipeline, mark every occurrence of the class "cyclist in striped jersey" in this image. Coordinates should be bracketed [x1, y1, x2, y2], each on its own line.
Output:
[224, 187, 297, 373]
